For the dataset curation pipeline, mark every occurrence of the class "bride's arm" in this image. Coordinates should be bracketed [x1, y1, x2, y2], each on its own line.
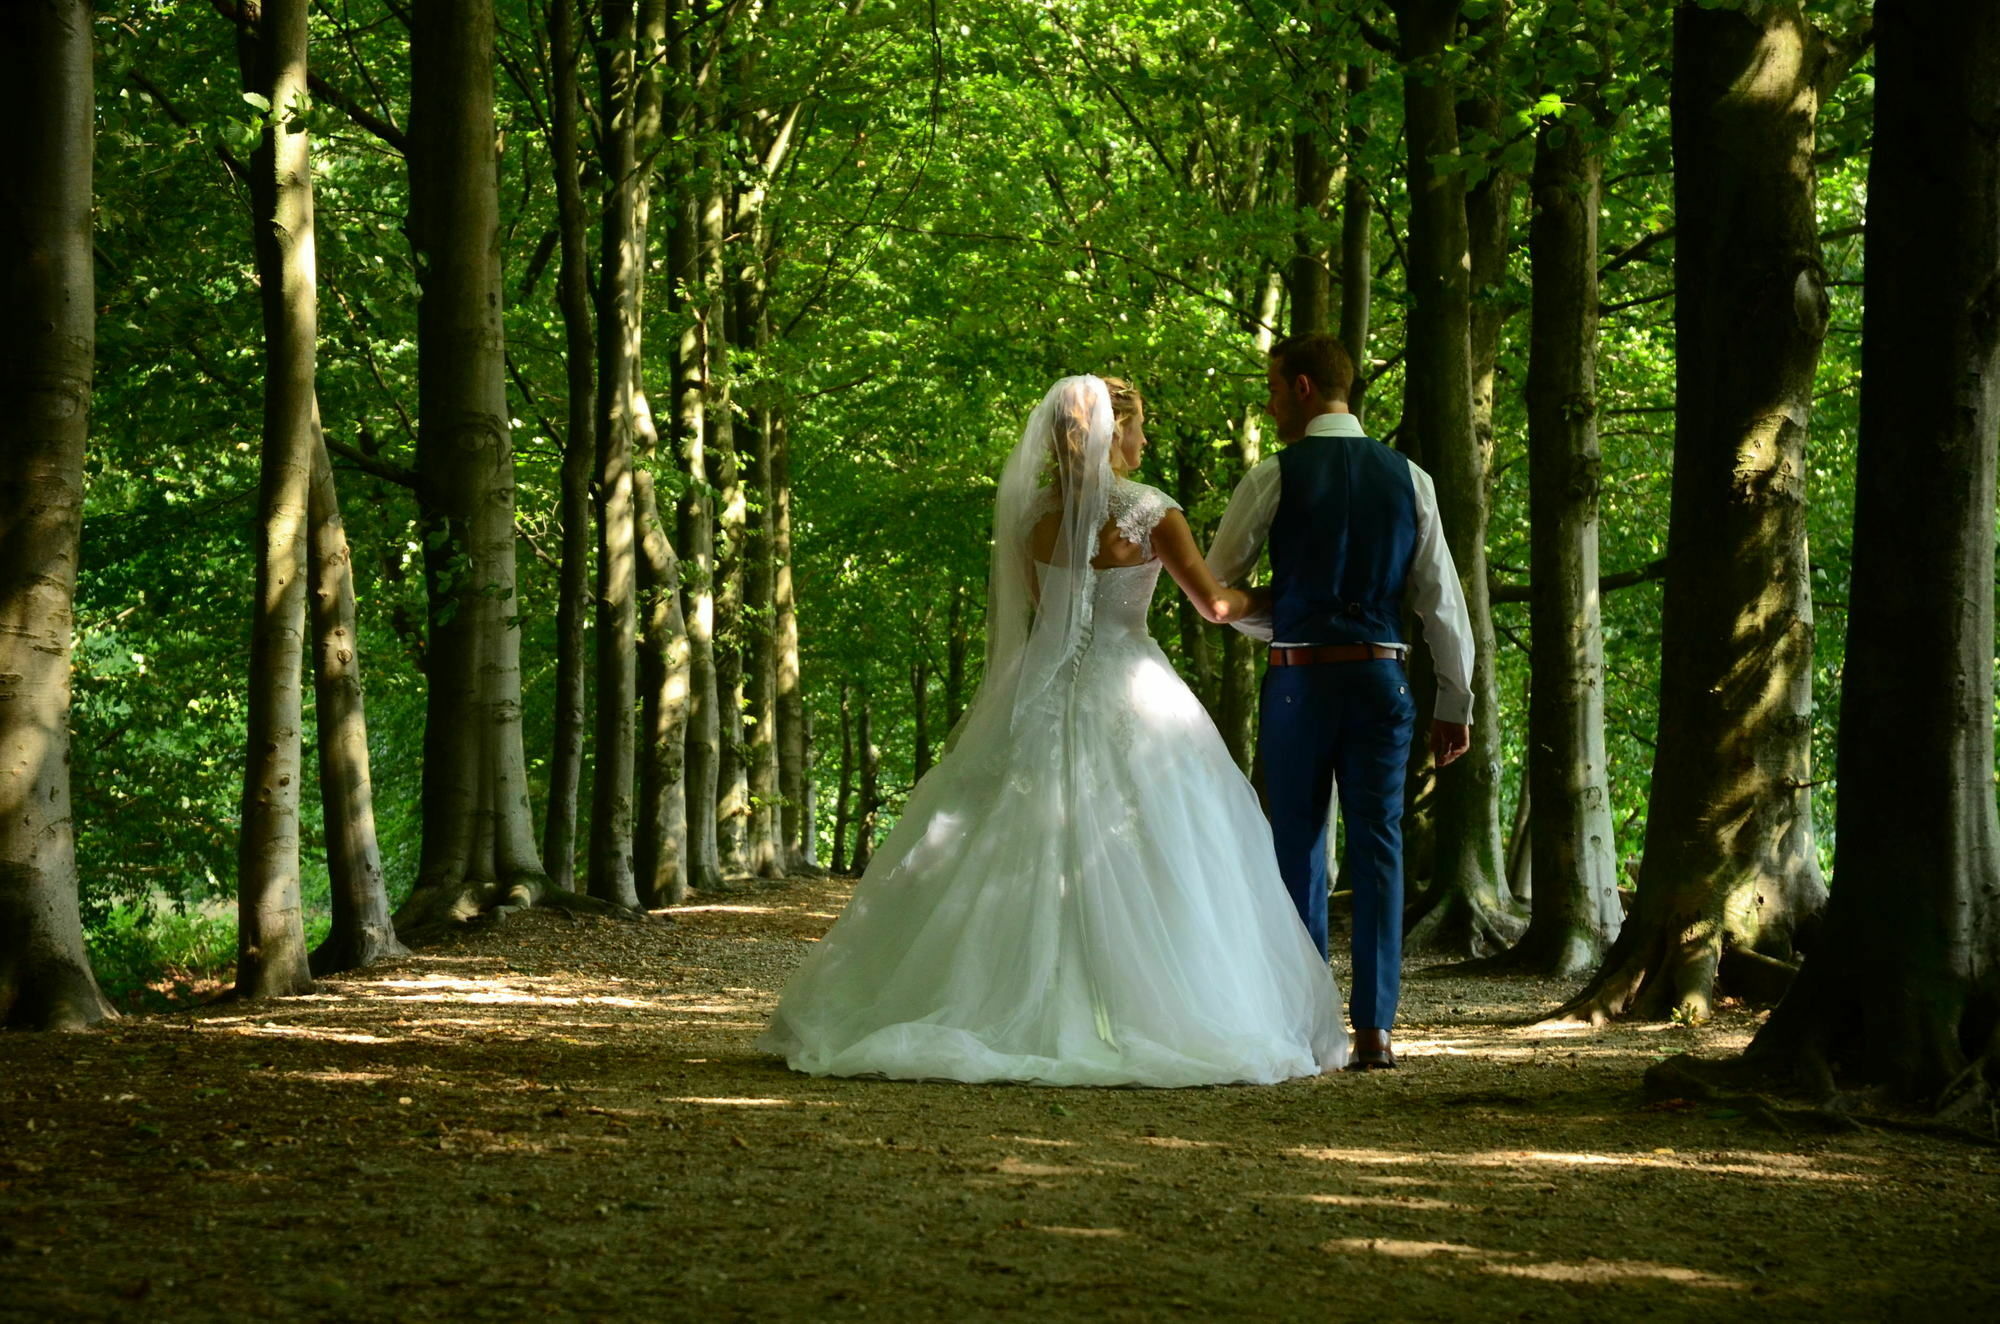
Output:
[1152, 510, 1251, 624]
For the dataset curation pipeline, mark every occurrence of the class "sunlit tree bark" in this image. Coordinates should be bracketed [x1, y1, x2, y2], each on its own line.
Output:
[1746, 0, 2000, 1109]
[0, 0, 113, 1031]
[1554, 2, 1855, 1023]
[235, 0, 318, 999]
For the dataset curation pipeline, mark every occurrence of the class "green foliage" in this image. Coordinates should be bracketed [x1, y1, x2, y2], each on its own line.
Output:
[69, 0, 1888, 948]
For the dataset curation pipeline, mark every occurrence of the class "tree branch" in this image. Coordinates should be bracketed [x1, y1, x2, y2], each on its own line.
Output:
[1489, 556, 1667, 605]
[325, 435, 417, 488]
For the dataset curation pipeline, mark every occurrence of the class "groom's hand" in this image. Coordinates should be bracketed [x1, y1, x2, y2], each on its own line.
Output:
[1429, 720, 1471, 767]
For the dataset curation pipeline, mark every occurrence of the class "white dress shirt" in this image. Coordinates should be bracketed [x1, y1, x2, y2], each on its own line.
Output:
[1206, 411, 1477, 725]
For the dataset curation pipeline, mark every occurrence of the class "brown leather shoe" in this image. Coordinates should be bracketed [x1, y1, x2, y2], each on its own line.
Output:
[1345, 1027, 1397, 1071]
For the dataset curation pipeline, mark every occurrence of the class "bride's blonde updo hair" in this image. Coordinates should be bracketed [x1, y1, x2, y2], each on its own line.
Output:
[1103, 377, 1143, 475]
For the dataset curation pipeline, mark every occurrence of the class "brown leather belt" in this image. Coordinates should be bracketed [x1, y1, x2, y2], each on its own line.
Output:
[1267, 643, 1404, 667]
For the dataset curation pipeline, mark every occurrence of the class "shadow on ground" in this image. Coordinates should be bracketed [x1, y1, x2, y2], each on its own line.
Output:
[2, 876, 1995, 1320]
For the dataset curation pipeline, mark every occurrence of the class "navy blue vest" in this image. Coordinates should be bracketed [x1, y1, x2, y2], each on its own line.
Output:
[1269, 430, 1419, 645]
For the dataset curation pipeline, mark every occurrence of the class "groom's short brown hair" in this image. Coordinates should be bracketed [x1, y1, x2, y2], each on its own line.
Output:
[1269, 334, 1356, 402]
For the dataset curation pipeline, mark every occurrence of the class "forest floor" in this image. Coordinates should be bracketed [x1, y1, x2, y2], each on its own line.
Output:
[2, 873, 1996, 1322]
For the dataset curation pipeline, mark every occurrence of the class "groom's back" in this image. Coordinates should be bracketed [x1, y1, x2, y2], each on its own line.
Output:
[1269, 434, 1419, 646]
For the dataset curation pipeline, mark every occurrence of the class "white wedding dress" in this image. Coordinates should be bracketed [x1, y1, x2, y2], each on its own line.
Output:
[761, 377, 1346, 1086]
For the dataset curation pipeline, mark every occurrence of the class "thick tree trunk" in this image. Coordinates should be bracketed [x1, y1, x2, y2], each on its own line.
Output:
[0, 0, 113, 1031]
[236, 0, 318, 1000]
[305, 416, 405, 974]
[667, 12, 723, 893]
[705, 165, 750, 878]
[1508, 114, 1620, 974]
[396, 0, 571, 933]
[540, 0, 595, 893]
[588, 0, 644, 910]
[1340, 63, 1374, 426]
[1394, 0, 1522, 957]
[831, 684, 855, 875]
[774, 413, 811, 869]
[851, 686, 880, 872]
[1746, 0, 2000, 1109]
[635, 466, 691, 906]
[1554, 3, 1833, 1023]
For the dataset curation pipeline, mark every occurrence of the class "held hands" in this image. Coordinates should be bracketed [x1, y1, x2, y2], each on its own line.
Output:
[1429, 720, 1471, 767]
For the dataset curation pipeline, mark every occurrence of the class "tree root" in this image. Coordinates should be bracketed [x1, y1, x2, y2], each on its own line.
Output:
[392, 876, 657, 949]
[1647, 1052, 2000, 1146]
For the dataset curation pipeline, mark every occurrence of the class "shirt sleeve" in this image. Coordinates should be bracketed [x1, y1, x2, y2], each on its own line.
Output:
[1406, 460, 1476, 725]
[1207, 457, 1281, 638]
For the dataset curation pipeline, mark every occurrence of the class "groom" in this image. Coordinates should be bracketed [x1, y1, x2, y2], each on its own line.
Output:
[1208, 333, 1475, 1070]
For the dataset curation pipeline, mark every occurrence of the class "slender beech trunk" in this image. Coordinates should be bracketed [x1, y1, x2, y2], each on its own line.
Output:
[1509, 112, 1619, 974]
[635, 466, 691, 905]
[1505, 775, 1531, 905]
[774, 412, 810, 868]
[1747, 0, 2000, 1108]
[1555, 3, 1838, 1023]
[396, 0, 553, 929]
[236, 0, 317, 999]
[306, 415, 405, 974]
[588, 0, 644, 909]
[943, 584, 968, 735]
[1340, 63, 1375, 426]
[800, 705, 820, 867]
[911, 652, 932, 780]
[852, 686, 880, 872]
[1219, 267, 1284, 772]
[0, 0, 113, 1030]
[1289, 92, 1336, 337]
[540, 0, 596, 892]
[1172, 428, 1221, 716]
[1394, 0, 1521, 957]
[667, 6, 723, 892]
[739, 351, 782, 877]
[832, 684, 855, 875]
[703, 141, 750, 878]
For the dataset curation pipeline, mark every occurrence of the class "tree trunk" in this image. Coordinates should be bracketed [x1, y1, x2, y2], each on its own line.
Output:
[739, 378, 782, 878]
[1340, 63, 1374, 426]
[667, 9, 723, 893]
[0, 0, 113, 1031]
[911, 652, 932, 780]
[540, 0, 596, 894]
[851, 685, 880, 872]
[831, 683, 854, 875]
[635, 466, 690, 906]
[943, 583, 968, 735]
[1394, 0, 1522, 958]
[1509, 113, 1620, 975]
[306, 415, 405, 974]
[1288, 104, 1336, 337]
[1172, 428, 1221, 716]
[395, 0, 565, 932]
[707, 167, 750, 878]
[774, 412, 810, 870]
[1745, 0, 2000, 1109]
[236, 0, 318, 1000]
[1504, 774, 1531, 905]
[1219, 267, 1284, 772]
[588, 0, 644, 910]
[1554, 3, 1834, 1023]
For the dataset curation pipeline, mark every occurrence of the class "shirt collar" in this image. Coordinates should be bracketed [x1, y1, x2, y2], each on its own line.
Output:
[1300, 411, 1367, 439]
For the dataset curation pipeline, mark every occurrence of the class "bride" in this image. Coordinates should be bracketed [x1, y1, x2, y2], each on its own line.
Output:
[760, 375, 1347, 1085]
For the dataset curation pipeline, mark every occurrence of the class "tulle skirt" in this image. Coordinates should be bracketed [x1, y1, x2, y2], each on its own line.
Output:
[759, 636, 1347, 1086]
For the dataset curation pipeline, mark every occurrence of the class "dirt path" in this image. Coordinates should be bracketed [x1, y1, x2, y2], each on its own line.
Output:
[3, 875, 1995, 1320]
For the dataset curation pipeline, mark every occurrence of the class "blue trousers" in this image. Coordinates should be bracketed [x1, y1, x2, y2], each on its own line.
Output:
[1259, 658, 1415, 1031]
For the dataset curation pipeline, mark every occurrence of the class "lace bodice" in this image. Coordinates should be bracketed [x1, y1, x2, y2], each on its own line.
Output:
[1025, 478, 1183, 560]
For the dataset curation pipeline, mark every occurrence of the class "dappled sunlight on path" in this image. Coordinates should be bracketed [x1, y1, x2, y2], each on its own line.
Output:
[2, 874, 1995, 1319]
